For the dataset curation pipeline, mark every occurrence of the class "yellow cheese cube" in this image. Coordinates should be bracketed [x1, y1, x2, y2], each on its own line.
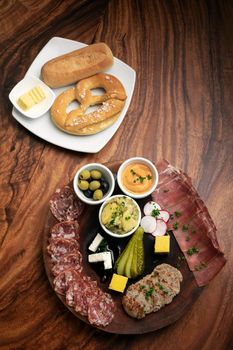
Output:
[109, 273, 128, 293]
[154, 235, 170, 254]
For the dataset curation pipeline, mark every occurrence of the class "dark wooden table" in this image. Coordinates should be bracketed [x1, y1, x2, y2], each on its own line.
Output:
[0, 1, 232, 349]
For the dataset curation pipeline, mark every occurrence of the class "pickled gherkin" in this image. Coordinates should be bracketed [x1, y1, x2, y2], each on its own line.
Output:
[115, 227, 144, 278]
[135, 227, 145, 275]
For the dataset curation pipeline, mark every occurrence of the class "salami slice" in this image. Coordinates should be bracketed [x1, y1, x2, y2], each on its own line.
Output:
[50, 185, 85, 222]
[50, 221, 80, 240]
[73, 276, 99, 316]
[87, 293, 115, 327]
[66, 278, 86, 308]
[53, 269, 80, 295]
[52, 252, 83, 276]
[47, 238, 80, 263]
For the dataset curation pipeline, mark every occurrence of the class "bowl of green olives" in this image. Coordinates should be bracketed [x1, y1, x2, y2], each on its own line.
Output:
[73, 163, 115, 205]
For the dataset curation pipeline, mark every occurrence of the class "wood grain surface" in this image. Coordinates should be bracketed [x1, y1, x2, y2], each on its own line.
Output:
[0, 0, 232, 349]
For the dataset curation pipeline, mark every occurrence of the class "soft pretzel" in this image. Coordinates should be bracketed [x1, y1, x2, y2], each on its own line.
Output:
[51, 73, 127, 135]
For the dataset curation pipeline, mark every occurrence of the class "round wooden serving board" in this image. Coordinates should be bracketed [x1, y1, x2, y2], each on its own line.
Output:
[43, 161, 203, 334]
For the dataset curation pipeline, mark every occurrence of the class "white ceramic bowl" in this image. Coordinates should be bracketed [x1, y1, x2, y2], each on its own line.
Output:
[117, 157, 159, 199]
[9, 74, 55, 118]
[73, 163, 115, 205]
[99, 194, 141, 238]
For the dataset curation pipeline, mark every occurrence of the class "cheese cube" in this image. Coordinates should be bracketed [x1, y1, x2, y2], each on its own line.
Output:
[88, 251, 112, 270]
[88, 233, 104, 252]
[109, 273, 128, 293]
[154, 235, 170, 253]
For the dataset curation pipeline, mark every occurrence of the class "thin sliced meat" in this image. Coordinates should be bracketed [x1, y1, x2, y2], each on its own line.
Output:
[88, 293, 115, 327]
[47, 238, 80, 263]
[66, 276, 91, 312]
[50, 185, 85, 222]
[53, 268, 80, 295]
[152, 159, 226, 287]
[73, 276, 99, 316]
[52, 252, 83, 276]
[50, 221, 80, 240]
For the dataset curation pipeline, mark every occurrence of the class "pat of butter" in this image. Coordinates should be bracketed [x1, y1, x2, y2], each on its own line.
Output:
[17, 85, 46, 110]
[154, 235, 170, 253]
[109, 273, 128, 293]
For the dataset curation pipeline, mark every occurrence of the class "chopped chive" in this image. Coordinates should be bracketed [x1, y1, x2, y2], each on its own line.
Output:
[173, 222, 179, 230]
[187, 247, 199, 256]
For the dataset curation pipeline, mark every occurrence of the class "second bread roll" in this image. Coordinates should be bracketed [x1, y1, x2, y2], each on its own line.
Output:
[41, 42, 114, 88]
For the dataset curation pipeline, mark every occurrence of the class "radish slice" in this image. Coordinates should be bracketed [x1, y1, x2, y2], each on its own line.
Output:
[151, 219, 167, 236]
[157, 210, 170, 223]
[140, 216, 157, 233]
[143, 201, 161, 216]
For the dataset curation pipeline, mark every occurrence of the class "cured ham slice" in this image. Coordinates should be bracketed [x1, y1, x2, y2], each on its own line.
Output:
[50, 185, 85, 222]
[152, 159, 226, 287]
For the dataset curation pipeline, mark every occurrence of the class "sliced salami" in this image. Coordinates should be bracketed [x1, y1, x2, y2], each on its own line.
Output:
[52, 252, 83, 276]
[87, 293, 115, 327]
[53, 268, 79, 295]
[47, 238, 80, 263]
[50, 221, 80, 240]
[72, 275, 99, 316]
[50, 185, 85, 222]
[66, 277, 88, 310]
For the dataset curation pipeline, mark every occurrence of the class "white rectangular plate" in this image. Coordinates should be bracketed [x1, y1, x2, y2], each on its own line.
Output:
[11, 37, 136, 153]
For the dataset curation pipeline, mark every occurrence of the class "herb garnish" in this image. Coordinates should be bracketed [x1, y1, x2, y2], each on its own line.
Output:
[194, 262, 207, 271]
[151, 208, 160, 217]
[173, 222, 179, 230]
[156, 283, 169, 295]
[145, 287, 154, 299]
[174, 211, 181, 218]
[182, 224, 189, 231]
[187, 246, 199, 256]
[130, 168, 152, 184]
[185, 236, 190, 241]
[178, 255, 185, 261]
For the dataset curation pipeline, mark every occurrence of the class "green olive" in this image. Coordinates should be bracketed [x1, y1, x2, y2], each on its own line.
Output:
[78, 180, 89, 191]
[93, 189, 103, 200]
[79, 169, 91, 180]
[89, 180, 101, 191]
[90, 169, 102, 180]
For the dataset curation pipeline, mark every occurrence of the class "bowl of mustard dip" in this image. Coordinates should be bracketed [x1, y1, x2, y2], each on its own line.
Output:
[117, 157, 159, 199]
[99, 195, 141, 238]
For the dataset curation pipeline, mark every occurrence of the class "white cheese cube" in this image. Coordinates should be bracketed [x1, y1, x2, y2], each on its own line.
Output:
[88, 251, 112, 270]
[88, 233, 104, 252]
[103, 253, 112, 270]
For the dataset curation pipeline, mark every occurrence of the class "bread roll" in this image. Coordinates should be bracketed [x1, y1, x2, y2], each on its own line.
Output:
[41, 43, 114, 88]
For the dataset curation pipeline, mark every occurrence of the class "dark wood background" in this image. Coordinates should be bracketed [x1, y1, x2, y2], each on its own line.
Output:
[0, 0, 232, 349]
